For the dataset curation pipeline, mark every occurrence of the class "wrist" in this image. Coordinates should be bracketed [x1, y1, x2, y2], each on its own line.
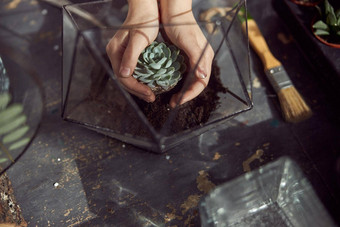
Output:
[160, 0, 192, 20]
[127, 0, 158, 13]
[126, 0, 159, 22]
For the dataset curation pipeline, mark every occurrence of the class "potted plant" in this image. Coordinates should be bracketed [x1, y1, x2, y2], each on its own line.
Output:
[312, 0, 340, 47]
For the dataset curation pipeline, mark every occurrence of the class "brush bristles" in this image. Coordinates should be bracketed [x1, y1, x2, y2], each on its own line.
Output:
[277, 86, 312, 123]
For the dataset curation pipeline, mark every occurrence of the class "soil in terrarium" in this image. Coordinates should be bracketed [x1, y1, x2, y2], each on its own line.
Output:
[82, 60, 227, 135]
[132, 60, 228, 133]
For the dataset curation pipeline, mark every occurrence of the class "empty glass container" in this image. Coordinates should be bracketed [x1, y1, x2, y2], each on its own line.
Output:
[199, 157, 336, 227]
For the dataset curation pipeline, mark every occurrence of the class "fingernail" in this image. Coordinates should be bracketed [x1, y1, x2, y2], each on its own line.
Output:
[145, 96, 155, 103]
[198, 72, 206, 79]
[119, 67, 131, 77]
[197, 67, 207, 79]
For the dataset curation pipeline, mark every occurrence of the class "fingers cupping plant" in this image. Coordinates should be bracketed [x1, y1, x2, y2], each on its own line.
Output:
[312, 0, 340, 44]
[0, 92, 30, 164]
[133, 41, 187, 94]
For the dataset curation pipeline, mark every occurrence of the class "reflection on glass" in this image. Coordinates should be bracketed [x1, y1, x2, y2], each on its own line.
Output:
[199, 157, 336, 227]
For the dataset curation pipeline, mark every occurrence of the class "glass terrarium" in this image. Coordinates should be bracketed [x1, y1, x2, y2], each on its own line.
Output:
[199, 157, 336, 227]
[62, 0, 252, 153]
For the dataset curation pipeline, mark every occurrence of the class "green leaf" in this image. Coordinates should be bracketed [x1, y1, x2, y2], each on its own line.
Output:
[157, 80, 170, 87]
[156, 57, 167, 66]
[0, 158, 8, 164]
[147, 82, 155, 88]
[165, 59, 172, 68]
[327, 12, 337, 26]
[313, 20, 329, 30]
[138, 77, 153, 83]
[158, 42, 167, 50]
[172, 61, 181, 71]
[163, 47, 171, 59]
[166, 67, 175, 76]
[172, 71, 181, 80]
[0, 92, 11, 110]
[153, 45, 162, 54]
[134, 70, 152, 77]
[325, 0, 332, 15]
[142, 51, 149, 63]
[0, 114, 27, 135]
[169, 45, 177, 53]
[177, 55, 184, 64]
[0, 104, 24, 126]
[2, 126, 29, 144]
[153, 68, 167, 77]
[315, 5, 322, 17]
[314, 29, 330, 35]
[149, 62, 162, 70]
[9, 137, 30, 150]
[180, 64, 187, 74]
[325, 0, 337, 26]
[171, 50, 178, 62]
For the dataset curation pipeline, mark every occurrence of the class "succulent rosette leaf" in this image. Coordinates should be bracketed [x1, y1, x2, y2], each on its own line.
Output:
[133, 41, 187, 94]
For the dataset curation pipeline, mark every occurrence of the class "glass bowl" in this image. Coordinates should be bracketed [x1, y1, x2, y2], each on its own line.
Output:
[0, 56, 43, 175]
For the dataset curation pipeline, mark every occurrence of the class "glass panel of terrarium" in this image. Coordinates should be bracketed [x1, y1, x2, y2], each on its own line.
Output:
[63, 32, 157, 151]
[209, 21, 251, 122]
[227, 4, 252, 104]
[193, 0, 245, 13]
[158, 19, 250, 136]
[63, 0, 116, 31]
[217, 9, 250, 106]
[193, 0, 251, 105]
[62, 8, 78, 107]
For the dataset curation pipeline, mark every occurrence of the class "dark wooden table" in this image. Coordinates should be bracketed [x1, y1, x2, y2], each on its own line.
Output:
[1, 0, 339, 226]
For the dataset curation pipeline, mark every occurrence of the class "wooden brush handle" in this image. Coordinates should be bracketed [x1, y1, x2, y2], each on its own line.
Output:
[243, 19, 281, 70]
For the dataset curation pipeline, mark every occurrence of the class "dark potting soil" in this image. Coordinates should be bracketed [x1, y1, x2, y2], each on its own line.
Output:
[81, 60, 227, 136]
[133, 61, 227, 133]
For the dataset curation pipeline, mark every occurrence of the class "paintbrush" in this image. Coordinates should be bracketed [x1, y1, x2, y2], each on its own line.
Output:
[242, 12, 312, 123]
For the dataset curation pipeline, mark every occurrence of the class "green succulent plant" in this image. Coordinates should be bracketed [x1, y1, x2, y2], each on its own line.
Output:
[0, 92, 30, 164]
[133, 41, 187, 94]
[312, 0, 340, 43]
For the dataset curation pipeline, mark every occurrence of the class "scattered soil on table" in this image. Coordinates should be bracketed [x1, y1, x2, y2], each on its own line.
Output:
[0, 172, 27, 226]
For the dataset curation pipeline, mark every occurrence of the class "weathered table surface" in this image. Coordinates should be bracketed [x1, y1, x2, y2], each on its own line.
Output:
[1, 0, 340, 226]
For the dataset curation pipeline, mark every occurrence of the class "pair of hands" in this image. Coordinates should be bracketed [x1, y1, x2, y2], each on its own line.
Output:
[106, 0, 214, 108]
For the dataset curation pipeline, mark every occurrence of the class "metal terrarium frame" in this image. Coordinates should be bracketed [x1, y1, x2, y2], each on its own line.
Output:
[62, 0, 252, 153]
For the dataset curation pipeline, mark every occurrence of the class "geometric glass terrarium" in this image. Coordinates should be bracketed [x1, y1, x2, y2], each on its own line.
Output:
[62, 0, 252, 153]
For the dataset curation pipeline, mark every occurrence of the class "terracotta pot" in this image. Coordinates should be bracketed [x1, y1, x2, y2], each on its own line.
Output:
[313, 32, 340, 48]
[290, 0, 322, 7]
